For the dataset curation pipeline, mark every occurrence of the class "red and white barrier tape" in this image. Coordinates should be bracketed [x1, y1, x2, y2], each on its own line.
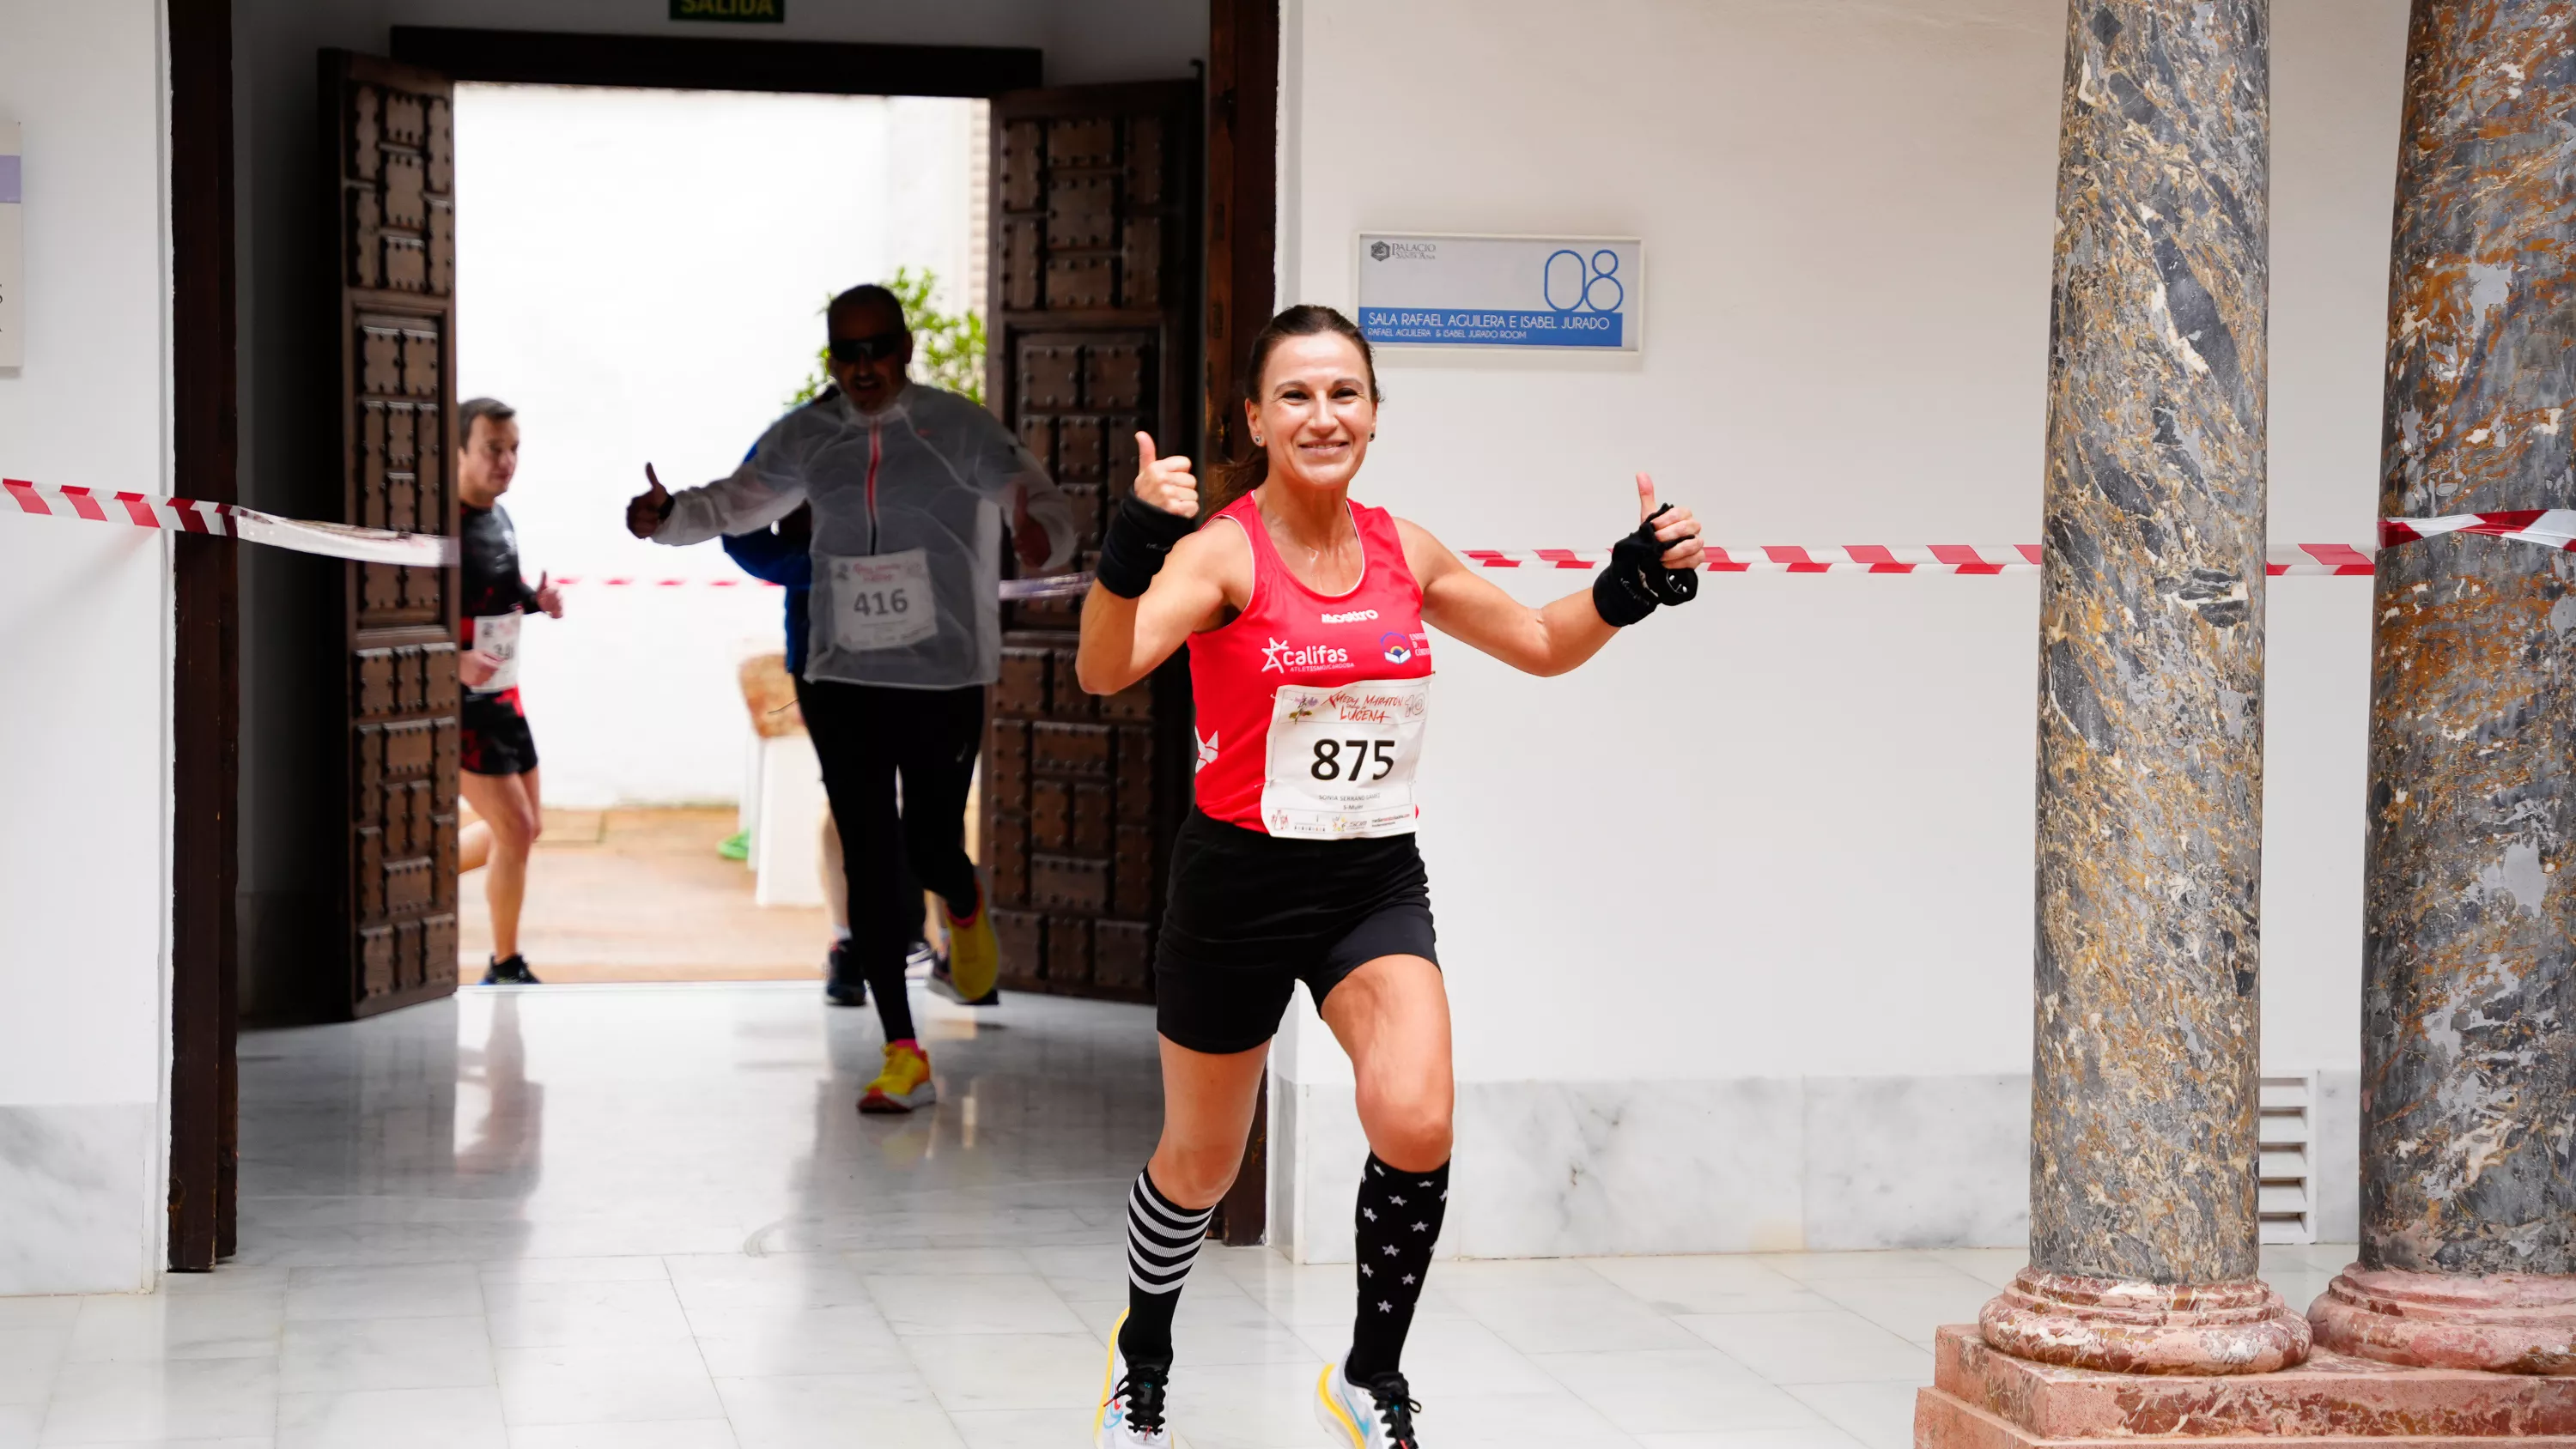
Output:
[4, 479, 455, 567]
[1, 479, 1084, 595]
[2381, 509, 2576, 551]
[1467, 543, 2378, 576]
[12, 472, 2561, 583]
[551, 575, 784, 590]
[552, 573, 1095, 600]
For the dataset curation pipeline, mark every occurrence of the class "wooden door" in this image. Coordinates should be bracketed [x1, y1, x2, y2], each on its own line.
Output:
[984, 82, 1200, 1002]
[322, 52, 463, 1018]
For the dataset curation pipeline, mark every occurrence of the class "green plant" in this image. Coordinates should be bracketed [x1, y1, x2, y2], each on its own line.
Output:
[787, 266, 987, 408]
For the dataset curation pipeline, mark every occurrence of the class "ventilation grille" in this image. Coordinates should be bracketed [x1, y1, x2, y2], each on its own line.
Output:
[2258, 1072, 2318, 1245]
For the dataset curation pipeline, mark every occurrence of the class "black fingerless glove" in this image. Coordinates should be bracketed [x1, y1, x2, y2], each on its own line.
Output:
[1095, 493, 1200, 598]
[1591, 504, 1699, 627]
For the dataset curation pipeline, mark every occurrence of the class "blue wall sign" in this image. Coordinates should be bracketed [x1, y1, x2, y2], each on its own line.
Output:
[0, 122, 18, 369]
[1356, 233, 1642, 352]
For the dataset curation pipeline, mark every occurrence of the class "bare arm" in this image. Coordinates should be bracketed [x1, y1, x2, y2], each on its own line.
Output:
[1077, 432, 1248, 694]
[1406, 524, 1618, 676]
[1077, 525, 1243, 694]
[1405, 472, 1704, 676]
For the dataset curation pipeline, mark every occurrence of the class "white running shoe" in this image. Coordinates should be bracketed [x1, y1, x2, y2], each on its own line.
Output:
[1096, 1310, 1175, 1447]
[1315, 1357, 1422, 1447]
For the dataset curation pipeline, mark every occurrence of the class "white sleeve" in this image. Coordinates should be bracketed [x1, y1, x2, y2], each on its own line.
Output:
[989, 422, 1079, 572]
[653, 456, 806, 547]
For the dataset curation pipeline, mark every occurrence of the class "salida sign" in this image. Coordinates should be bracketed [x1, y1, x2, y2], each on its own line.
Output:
[671, 0, 784, 21]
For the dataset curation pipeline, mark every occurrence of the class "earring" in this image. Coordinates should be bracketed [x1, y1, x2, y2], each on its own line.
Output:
[1251, 433, 1265, 446]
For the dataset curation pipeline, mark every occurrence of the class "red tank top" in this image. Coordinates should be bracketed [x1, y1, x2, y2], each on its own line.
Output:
[1188, 492, 1435, 838]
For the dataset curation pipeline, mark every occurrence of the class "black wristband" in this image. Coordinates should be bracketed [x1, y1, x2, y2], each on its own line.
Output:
[1095, 493, 1199, 598]
[1592, 504, 1698, 627]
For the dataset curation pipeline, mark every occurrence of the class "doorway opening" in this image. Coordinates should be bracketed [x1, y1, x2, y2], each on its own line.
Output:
[446, 81, 990, 986]
[168, 18, 1271, 1270]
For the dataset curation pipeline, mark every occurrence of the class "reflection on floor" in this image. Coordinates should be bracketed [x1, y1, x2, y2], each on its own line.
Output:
[0, 985, 2357, 1448]
[459, 807, 833, 984]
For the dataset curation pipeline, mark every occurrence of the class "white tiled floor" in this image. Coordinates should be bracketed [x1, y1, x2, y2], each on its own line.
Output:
[0, 985, 2356, 1448]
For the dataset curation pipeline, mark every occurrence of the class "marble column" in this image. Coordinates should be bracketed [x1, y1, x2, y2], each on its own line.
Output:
[1978, 0, 2309, 1374]
[2306, 0, 2576, 1377]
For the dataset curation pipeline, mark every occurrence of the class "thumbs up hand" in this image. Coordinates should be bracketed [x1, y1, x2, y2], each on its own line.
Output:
[1012, 489, 1053, 573]
[534, 570, 565, 619]
[1132, 432, 1200, 519]
[1593, 471, 1704, 625]
[626, 464, 673, 539]
[1636, 472, 1704, 572]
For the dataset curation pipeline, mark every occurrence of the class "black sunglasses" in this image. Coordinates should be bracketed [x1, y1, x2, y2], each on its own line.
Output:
[829, 330, 907, 364]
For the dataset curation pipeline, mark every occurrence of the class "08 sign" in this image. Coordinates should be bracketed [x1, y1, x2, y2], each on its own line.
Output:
[1541, 248, 1625, 315]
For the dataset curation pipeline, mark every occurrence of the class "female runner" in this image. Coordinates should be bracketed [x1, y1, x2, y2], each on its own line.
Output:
[1079, 305, 1704, 1449]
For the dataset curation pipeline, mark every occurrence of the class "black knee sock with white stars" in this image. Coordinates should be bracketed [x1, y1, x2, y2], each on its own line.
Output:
[1348, 1153, 1450, 1382]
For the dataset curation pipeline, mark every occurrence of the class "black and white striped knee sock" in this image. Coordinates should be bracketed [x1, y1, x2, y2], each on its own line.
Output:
[1118, 1168, 1214, 1364]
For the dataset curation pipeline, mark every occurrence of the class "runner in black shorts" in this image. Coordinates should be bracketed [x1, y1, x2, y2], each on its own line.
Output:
[1077, 306, 1704, 1448]
[453, 397, 563, 985]
[459, 691, 538, 777]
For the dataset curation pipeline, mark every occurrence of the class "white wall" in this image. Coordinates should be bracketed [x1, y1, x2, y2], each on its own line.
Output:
[1269, 0, 2405, 1260]
[0, 0, 174, 1294]
[453, 85, 983, 809]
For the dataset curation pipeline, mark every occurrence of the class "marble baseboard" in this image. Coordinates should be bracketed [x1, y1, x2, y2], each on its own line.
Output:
[1276, 1073, 2032, 1263]
[1268, 1071, 1298, 1251]
[1802, 1074, 2031, 1252]
[0, 1102, 158, 1294]
[2315, 1069, 2361, 1244]
[1274, 1069, 2359, 1262]
[1279, 1076, 1808, 1263]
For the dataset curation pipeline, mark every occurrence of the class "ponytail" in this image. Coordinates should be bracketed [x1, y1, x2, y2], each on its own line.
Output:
[1205, 305, 1383, 512]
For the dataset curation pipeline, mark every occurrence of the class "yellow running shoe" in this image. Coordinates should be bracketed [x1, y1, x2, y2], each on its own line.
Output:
[1095, 1309, 1175, 1446]
[858, 1040, 935, 1114]
[945, 884, 1000, 1002]
[1316, 1358, 1421, 1448]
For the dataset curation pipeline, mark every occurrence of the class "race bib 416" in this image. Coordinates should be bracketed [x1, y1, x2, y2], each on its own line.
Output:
[825, 549, 938, 653]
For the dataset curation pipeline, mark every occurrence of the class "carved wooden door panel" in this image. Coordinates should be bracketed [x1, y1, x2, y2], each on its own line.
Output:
[985, 82, 1200, 1002]
[325, 53, 461, 1018]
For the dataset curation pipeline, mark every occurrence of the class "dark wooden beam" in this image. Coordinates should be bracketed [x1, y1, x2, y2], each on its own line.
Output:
[167, 0, 241, 1272]
[1202, 0, 1277, 470]
[390, 27, 1042, 96]
[1205, 0, 1278, 1251]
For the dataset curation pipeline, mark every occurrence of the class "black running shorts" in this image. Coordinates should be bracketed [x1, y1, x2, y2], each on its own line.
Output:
[1154, 809, 1439, 1055]
[460, 691, 539, 777]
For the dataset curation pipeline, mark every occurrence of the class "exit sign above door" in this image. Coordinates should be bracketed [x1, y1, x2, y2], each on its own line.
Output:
[671, 0, 783, 21]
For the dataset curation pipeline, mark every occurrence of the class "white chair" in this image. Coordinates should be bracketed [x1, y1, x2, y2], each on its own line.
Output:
[736, 653, 828, 908]
[750, 731, 829, 908]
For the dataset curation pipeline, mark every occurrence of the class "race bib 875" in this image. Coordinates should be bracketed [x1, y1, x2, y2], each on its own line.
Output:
[1260, 676, 1430, 840]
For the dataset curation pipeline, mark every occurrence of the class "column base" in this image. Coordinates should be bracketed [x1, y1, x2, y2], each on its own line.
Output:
[1981, 1268, 2313, 1373]
[2312, 1266, 2576, 1375]
[1919, 1324, 2576, 1448]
